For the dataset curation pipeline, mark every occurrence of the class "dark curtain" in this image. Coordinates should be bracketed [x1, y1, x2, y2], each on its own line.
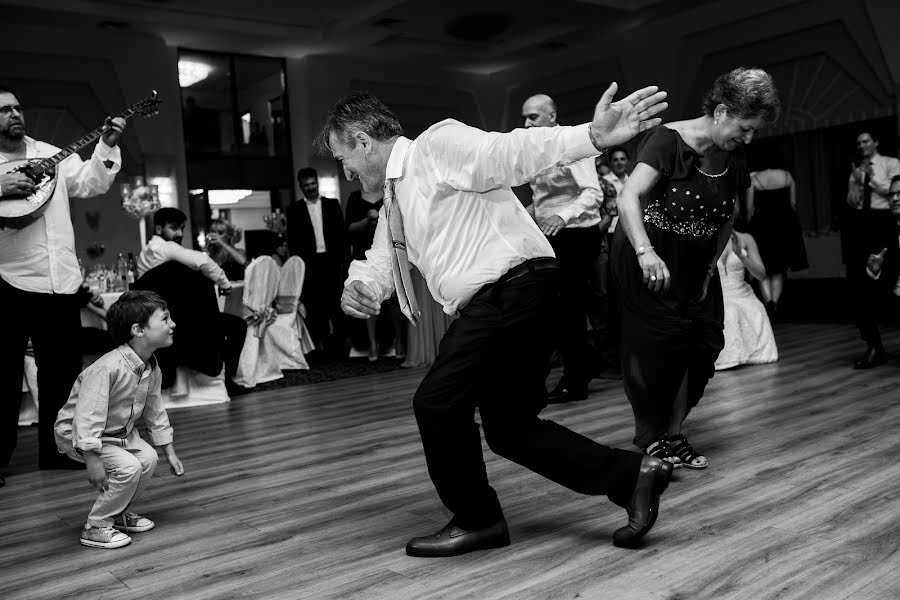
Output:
[746, 116, 897, 234]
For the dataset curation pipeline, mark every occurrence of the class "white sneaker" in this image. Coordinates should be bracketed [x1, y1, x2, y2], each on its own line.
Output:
[114, 511, 155, 533]
[81, 525, 132, 549]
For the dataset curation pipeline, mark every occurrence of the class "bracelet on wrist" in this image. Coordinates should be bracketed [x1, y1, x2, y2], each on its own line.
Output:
[635, 245, 654, 256]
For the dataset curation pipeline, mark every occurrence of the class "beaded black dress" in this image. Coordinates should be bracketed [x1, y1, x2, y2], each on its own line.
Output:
[611, 126, 749, 448]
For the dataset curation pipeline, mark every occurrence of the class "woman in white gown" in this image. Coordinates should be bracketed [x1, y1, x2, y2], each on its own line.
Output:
[715, 230, 778, 370]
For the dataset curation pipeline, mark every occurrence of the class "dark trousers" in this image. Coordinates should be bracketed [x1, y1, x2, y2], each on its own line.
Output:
[0, 277, 83, 469]
[221, 313, 246, 380]
[412, 261, 641, 531]
[855, 277, 900, 349]
[844, 210, 898, 349]
[606, 231, 622, 363]
[843, 209, 896, 283]
[301, 253, 345, 355]
[548, 227, 603, 390]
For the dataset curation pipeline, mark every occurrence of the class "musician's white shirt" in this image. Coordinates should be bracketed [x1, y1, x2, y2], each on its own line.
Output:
[0, 136, 120, 294]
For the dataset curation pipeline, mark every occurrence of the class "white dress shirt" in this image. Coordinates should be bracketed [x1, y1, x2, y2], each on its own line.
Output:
[528, 154, 603, 228]
[847, 153, 900, 210]
[137, 234, 230, 288]
[347, 119, 600, 315]
[0, 136, 121, 294]
[304, 197, 327, 253]
[55, 343, 173, 455]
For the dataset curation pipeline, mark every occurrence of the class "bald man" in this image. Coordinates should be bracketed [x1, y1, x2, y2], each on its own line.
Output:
[522, 94, 605, 403]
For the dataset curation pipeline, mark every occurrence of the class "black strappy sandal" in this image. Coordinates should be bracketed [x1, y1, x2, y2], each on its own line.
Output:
[645, 436, 682, 469]
[668, 434, 708, 470]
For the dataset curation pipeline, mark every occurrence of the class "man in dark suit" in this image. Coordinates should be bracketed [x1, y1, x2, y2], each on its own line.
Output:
[286, 167, 349, 358]
[854, 175, 900, 368]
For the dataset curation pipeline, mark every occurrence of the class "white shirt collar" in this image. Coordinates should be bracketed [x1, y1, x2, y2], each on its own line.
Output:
[386, 136, 412, 180]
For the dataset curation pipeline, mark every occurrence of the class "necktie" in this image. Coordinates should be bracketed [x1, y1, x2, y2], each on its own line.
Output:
[862, 160, 873, 211]
[383, 179, 420, 325]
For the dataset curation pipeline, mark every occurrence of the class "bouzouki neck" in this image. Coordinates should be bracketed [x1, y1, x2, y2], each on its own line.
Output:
[27, 104, 141, 178]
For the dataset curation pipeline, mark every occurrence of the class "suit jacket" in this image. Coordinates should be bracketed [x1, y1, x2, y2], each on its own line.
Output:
[872, 229, 900, 295]
[286, 196, 349, 266]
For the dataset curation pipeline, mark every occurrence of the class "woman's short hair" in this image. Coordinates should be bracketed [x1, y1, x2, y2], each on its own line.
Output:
[107, 290, 168, 347]
[314, 92, 403, 155]
[702, 67, 780, 123]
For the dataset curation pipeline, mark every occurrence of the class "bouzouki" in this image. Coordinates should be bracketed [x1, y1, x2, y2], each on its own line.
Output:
[0, 91, 161, 229]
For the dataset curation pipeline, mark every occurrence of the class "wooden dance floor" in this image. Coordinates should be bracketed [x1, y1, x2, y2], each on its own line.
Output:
[2, 323, 899, 600]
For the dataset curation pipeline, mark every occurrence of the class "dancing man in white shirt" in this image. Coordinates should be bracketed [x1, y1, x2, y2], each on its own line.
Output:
[0, 85, 126, 484]
[322, 85, 673, 557]
[521, 93, 604, 404]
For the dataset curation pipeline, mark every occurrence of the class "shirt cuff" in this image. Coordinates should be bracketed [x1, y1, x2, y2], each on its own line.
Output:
[148, 427, 174, 447]
[95, 138, 122, 164]
[567, 123, 603, 161]
[867, 267, 881, 280]
[75, 437, 103, 454]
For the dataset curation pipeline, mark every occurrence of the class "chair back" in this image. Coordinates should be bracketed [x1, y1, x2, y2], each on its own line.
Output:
[275, 256, 305, 314]
[242, 256, 281, 337]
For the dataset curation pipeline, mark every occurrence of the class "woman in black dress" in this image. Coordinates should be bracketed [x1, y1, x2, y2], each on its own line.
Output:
[346, 189, 406, 361]
[747, 167, 808, 318]
[612, 67, 780, 469]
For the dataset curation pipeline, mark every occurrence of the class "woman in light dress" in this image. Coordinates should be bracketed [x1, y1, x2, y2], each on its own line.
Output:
[714, 229, 778, 370]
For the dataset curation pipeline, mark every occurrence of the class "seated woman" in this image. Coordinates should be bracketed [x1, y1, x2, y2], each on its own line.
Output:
[207, 218, 247, 281]
[714, 229, 778, 370]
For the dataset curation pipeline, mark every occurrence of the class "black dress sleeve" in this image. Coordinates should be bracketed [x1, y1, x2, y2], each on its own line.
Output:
[635, 126, 696, 180]
[733, 156, 751, 190]
[345, 191, 364, 228]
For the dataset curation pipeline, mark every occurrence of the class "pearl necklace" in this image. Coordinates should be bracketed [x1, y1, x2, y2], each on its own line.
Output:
[695, 164, 729, 178]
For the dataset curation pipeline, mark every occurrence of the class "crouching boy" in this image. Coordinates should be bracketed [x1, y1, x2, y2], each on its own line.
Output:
[55, 290, 185, 549]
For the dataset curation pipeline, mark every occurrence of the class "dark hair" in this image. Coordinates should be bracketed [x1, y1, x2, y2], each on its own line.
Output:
[314, 91, 403, 155]
[702, 67, 780, 123]
[0, 84, 19, 98]
[297, 167, 318, 181]
[106, 290, 168, 347]
[608, 146, 629, 160]
[153, 207, 187, 230]
[891, 174, 900, 187]
[254, 231, 286, 258]
[857, 131, 879, 143]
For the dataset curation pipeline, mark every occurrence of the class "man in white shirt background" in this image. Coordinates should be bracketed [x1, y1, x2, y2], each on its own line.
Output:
[136, 207, 246, 393]
[0, 85, 126, 483]
[855, 175, 900, 369]
[286, 167, 349, 360]
[845, 132, 900, 369]
[327, 84, 673, 557]
[522, 93, 604, 404]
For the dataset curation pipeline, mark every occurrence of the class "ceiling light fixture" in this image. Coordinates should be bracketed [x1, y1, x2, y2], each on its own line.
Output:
[208, 189, 253, 205]
[178, 59, 212, 88]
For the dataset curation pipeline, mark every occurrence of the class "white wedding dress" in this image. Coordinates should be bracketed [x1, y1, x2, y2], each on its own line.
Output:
[714, 244, 778, 370]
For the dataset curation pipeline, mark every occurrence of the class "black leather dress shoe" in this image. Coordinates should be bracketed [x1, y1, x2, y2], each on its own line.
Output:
[613, 455, 673, 548]
[547, 379, 589, 404]
[853, 347, 888, 370]
[406, 517, 510, 557]
[547, 388, 589, 404]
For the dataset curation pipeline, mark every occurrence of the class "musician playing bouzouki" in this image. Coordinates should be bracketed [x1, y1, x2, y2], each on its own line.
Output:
[0, 85, 126, 486]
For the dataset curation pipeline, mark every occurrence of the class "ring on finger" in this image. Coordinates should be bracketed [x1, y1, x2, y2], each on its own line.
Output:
[650, 274, 657, 281]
